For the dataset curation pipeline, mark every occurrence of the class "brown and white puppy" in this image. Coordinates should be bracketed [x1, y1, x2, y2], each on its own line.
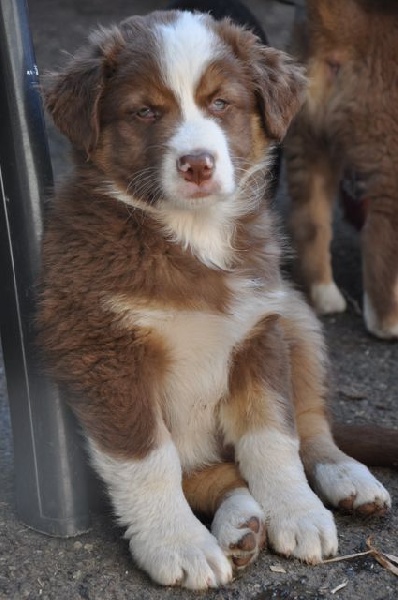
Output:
[285, 0, 398, 339]
[37, 10, 390, 590]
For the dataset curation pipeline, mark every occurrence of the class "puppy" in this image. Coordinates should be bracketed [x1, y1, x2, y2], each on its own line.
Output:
[285, 0, 398, 339]
[37, 8, 391, 590]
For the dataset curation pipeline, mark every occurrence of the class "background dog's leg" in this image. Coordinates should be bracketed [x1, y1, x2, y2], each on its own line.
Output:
[362, 208, 398, 339]
[183, 463, 266, 570]
[285, 122, 346, 314]
[281, 294, 392, 516]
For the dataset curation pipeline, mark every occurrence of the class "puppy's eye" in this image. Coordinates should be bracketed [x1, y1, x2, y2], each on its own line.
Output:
[135, 107, 158, 121]
[210, 98, 229, 113]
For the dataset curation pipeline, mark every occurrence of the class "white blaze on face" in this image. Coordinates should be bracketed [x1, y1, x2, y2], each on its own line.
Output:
[156, 13, 235, 205]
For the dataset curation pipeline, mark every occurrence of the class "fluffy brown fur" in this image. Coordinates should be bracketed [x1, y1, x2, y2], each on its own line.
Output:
[36, 7, 392, 589]
[285, 0, 398, 339]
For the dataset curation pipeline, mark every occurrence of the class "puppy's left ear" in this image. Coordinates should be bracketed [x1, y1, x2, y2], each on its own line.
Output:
[250, 45, 307, 141]
[215, 20, 307, 141]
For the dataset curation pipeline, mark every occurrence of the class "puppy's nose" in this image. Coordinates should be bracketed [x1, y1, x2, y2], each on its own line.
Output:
[176, 152, 215, 185]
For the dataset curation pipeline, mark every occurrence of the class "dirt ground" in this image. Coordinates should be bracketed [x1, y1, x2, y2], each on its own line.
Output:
[0, 1, 397, 599]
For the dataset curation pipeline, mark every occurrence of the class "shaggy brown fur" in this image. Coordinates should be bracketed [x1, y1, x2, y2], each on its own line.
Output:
[285, 0, 398, 339]
[36, 7, 393, 588]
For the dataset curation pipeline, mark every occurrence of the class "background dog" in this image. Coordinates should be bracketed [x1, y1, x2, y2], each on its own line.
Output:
[37, 2, 391, 591]
[284, 0, 398, 340]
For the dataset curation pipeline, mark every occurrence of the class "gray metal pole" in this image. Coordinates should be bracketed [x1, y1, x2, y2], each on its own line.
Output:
[0, 0, 90, 536]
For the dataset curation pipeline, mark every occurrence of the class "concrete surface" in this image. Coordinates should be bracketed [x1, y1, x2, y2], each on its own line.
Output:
[0, 1, 397, 599]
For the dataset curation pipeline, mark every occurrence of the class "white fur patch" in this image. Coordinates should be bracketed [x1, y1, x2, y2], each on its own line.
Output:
[310, 282, 347, 315]
[158, 199, 237, 269]
[211, 488, 265, 565]
[235, 429, 338, 563]
[103, 183, 237, 269]
[314, 460, 392, 510]
[158, 157, 270, 269]
[104, 284, 287, 471]
[156, 12, 220, 117]
[364, 293, 398, 339]
[156, 13, 235, 207]
[88, 438, 232, 589]
[103, 300, 229, 469]
[105, 164, 270, 270]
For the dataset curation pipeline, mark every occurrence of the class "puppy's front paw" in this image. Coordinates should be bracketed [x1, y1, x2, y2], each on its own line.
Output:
[314, 461, 391, 516]
[211, 489, 266, 570]
[267, 494, 338, 564]
[131, 523, 232, 589]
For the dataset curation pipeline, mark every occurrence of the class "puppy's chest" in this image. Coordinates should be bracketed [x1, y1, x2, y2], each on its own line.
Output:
[130, 276, 275, 467]
[152, 276, 268, 375]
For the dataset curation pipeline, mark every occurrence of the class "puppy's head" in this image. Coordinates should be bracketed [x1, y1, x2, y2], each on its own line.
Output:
[45, 11, 306, 210]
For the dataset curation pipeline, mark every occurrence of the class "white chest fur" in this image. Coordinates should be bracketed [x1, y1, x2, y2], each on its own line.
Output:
[105, 279, 285, 469]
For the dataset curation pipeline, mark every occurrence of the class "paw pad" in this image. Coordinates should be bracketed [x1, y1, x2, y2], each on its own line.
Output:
[338, 495, 390, 517]
[229, 518, 267, 570]
[211, 492, 266, 571]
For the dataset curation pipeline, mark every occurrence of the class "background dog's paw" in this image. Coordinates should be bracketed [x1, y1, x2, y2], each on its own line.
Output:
[131, 525, 232, 589]
[211, 489, 266, 570]
[363, 293, 398, 340]
[267, 497, 338, 564]
[310, 282, 347, 315]
[314, 461, 391, 516]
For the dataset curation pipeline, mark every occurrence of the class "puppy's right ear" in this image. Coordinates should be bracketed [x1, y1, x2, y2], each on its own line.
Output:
[44, 27, 125, 156]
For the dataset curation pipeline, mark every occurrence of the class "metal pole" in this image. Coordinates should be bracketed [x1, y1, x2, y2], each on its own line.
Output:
[0, 0, 90, 536]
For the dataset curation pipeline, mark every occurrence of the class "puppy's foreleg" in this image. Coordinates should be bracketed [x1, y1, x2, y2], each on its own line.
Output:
[183, 463, 266, 570]
[221, 316, 338, 564]
[88, 435, 232, 589]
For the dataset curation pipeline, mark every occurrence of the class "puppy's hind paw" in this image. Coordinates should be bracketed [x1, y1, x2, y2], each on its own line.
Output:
[212, 489, 266, 570]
